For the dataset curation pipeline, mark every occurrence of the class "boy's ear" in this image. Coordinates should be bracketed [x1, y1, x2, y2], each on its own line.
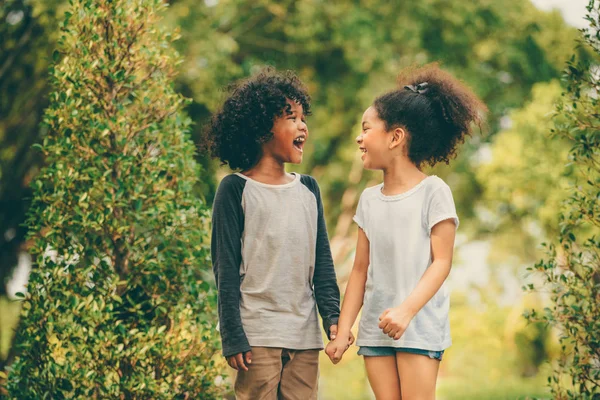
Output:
[389, 127, 407, 150]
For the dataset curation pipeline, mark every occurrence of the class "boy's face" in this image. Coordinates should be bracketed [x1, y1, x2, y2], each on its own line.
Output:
[263, 99, 308, 165]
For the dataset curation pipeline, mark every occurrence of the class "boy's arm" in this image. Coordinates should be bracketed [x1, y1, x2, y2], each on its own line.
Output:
[211, 176, 251, 357]
[309, 177, 341, 338]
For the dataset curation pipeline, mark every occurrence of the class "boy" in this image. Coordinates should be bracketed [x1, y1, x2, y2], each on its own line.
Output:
[205, 68, 348, 399]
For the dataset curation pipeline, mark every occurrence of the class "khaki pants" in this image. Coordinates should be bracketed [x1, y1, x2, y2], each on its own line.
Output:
[234, 347, 319, 400]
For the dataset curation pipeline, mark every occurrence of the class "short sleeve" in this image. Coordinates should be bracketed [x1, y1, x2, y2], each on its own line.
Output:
[353, 191, 368, 237]
[427, 185, 459, 235]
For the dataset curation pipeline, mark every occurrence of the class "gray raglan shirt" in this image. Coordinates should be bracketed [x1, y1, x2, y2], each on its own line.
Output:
[211, 172, 340, 357]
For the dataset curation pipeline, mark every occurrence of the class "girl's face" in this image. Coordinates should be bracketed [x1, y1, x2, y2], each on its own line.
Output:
[263, 99, 308, 165]
[356, 106, 394, 170]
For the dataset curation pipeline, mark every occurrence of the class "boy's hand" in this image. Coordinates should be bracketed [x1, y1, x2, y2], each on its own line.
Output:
[378, 305, 414, 340]
[329, 324, 355, 346]
[325, 338, 349, 364]
[226, 351, 253, 371]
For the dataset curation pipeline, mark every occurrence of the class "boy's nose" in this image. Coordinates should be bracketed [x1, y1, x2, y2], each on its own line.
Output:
[356, 134, 363, 144]
[299, 120, 308, 132]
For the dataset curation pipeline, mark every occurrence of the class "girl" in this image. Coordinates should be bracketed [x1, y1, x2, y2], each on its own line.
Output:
[325, 64, 486, 399]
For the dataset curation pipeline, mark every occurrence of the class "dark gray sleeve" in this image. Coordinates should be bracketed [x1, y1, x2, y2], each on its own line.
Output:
[301, 175, 341, 338]
[211, 175, 251, 357]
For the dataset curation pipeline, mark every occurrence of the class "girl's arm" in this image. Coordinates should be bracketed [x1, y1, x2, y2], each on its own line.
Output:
[326, 227, 370, 362]
[379, 218, 456, 339]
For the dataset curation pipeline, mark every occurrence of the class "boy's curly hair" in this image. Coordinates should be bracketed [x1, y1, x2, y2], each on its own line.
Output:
[373, 63, 487, 168]
[203, 67, 311, 171]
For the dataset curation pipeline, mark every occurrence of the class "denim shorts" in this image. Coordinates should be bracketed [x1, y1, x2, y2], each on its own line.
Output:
[358, 346, 444, 361]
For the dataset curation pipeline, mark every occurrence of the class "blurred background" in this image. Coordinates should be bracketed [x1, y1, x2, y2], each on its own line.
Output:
[0, 0, 593, 398]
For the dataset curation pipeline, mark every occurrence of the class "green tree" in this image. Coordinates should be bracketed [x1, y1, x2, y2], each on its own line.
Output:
[0, 0, 64, 297]
[475, 81, 572, 264]
[0, 0, 591, 382]
[0, 0, 67, 374]
[0, 0, 587, 294]
[525, 1, 600, 397]
[4, 0, 223, 398]
[165, 1, 586, 259]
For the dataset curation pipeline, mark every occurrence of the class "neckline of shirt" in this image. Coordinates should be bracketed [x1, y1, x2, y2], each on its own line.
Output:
[377, 175, 437, 201]
[235, 172, 300, 188]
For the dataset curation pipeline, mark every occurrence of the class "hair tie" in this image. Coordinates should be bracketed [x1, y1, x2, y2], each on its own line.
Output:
[404, 82, 429, 94]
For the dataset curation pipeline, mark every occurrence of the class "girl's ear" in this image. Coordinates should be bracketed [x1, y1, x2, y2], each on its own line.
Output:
[389, 127, 407, 150]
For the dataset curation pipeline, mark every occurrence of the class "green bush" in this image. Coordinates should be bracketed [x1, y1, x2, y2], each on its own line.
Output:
[4, 0, 224, 398]
[525, 1, 600, 398]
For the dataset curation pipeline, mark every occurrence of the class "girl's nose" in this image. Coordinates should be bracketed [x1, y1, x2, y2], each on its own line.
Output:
[356, 134, 363, 144]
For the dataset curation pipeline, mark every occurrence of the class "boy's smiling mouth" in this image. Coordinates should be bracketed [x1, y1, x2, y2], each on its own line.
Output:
[293, 135, 306, 153]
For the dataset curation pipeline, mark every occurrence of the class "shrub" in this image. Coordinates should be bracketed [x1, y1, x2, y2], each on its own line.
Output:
[5, 0, 224, 398]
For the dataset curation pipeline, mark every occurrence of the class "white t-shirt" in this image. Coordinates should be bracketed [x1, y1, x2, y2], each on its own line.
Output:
[353, 175, 459, 351]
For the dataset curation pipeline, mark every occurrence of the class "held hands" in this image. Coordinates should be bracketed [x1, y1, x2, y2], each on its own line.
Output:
[227, 325, 357, 369]
[325, 337, 348, 365]
[226, 350, 252, 371]
[378, 305, 414, 340]
[325, 324, 355, 364]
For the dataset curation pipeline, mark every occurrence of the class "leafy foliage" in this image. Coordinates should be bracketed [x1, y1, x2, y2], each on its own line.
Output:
[5, 1, 223, 398]
[525, 1, 600, 397]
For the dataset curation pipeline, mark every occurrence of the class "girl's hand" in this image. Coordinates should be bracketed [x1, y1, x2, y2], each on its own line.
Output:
[378, 306, 414, 340]
[325, 337, 350, 364]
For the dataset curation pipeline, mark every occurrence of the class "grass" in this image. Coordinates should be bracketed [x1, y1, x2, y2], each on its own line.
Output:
[317, 347, 549, 400]
[0, 296, 22, 361]
[437, 376, 550, 400]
